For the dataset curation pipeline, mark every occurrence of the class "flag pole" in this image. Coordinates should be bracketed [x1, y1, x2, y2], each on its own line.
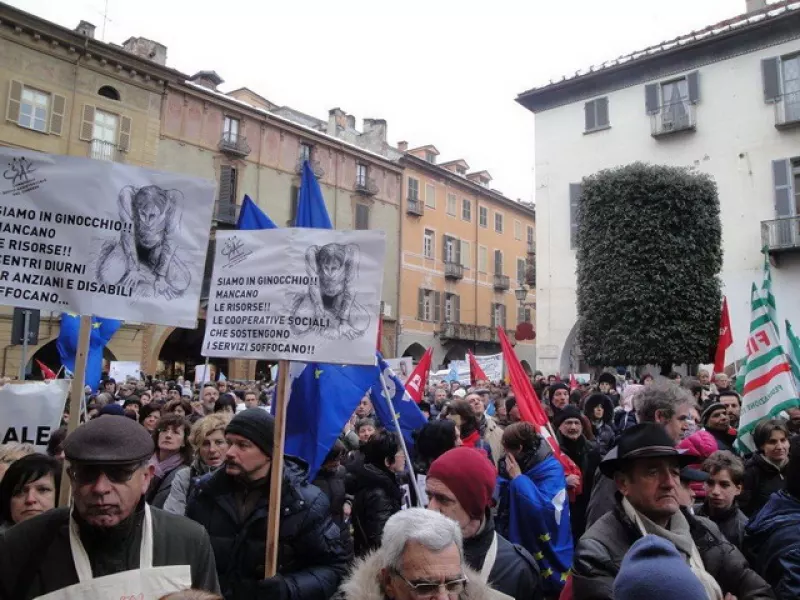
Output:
[58, 315, 92, 507]
[377, 369, 423, 506]
[265, 359, 289, 577]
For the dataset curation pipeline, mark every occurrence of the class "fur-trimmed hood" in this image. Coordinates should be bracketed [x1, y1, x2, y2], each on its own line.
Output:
[338, 550, 495, 600]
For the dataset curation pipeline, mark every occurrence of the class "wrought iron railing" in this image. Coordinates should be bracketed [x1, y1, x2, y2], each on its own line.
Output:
[762, 216, 800, 252]
[407, 197, 424, 216]
[218, 131, 251, 156]
[650, 102, 696, 137]
[89, 139, 123, 162]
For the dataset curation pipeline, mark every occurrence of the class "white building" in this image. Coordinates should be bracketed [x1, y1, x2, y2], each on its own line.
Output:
[517, 0, 800, 375]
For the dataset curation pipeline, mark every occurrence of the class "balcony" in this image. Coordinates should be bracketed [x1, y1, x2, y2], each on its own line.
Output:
[438, 322, 492, 342]
[354, 176, 379, 196]
[218, 131, 251, 157]
[650, 102, 696, 137]
[295, 158, 325, 179]
[444, 261, 464, 280]
[407, 197, 424, 216]
[89, 139, 123, 162]
[774, 93, 800, 130]
[214, 200, 238, 226]
[493, 273, 510, 291]
[762, 216, 800, 259]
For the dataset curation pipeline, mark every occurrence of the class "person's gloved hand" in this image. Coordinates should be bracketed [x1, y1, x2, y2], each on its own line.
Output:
[257, 574, 290, 600]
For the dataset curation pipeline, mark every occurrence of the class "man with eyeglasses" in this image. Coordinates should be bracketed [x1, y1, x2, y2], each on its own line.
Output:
[339, 508, 495, 600]
[0, 414, 219, 599]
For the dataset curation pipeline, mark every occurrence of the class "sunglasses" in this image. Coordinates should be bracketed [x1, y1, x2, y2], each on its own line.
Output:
[392, 570, 467, 598]
[68, 464, 141, 485]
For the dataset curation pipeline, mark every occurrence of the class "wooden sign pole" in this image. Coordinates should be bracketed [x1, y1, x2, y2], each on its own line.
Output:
[58, 315, 92, 508]
[265, 359, 289, 577]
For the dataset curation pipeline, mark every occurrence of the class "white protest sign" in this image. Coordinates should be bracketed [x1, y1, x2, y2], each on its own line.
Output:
[476, 353, 504, 382]
[202, 228, 386, 365]
[386, 357, 413, 383]
[0, 147, 215, 328]
[109, 361, 141, 382]
[194, 364, 212, 384]
[0, 380, 69, 452]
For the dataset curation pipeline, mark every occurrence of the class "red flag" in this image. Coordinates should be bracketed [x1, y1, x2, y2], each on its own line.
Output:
[405, 347, 432, 403]
[36, 359, 57, 380]
[497, 327, 583, 498]
[714, 296, 733, 374]
[468, 350, 488, 386]
[569, 373, 578, 391]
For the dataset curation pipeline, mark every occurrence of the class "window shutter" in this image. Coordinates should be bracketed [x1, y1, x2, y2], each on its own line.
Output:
[5, 79, 22, 123]
[460, 240, 469, 268]
[490, 304, 496, 328]
[454, 295, 460, 323]
[49, 94, 66, 136]
[596, 97, 609, 127]
[454, 239, 461, 264]
[761, 57, 781, 103]
[501, 304, 507, 328]
[418, 289, 425, 320]
[79, 104, 95, 141]
[687, 71, 700, 104]
[118, 115, 132, 151]
[584, 100, 596, 131]
[517, 305, 524, 324]
[442, 235, 450, 261]
[433, 292, 441, 322]
[494, 250, 502, 274]
[772, 159, 794, 217]
[218, 165, 233, 205]
[645, 84, 660, 114]
[289, 185, 299, 225]
[569, 183, 583, 249]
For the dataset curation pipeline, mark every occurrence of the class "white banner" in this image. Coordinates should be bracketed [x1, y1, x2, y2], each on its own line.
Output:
[109, 361, 141, 382]
[202, 228, 386, 365]
[476, 353, 504, 382]
[0, 380, 69, 452]
[0, 147, 215, 328]
[386, 357, 413, 382]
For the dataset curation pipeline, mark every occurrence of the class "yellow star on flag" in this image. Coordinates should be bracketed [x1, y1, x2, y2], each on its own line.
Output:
[315, 368, 324, 379]
[538, 533, 551, 542]
[92, 322, 102, 329]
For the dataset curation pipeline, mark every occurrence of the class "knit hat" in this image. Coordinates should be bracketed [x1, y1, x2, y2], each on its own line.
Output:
[226, 408, 275, 456]
[98, 403, 125, 417]
[427, 447, 497, 519]
[598, 372, 617, 387]
[613, 535, 706, 600]
[554, 405, 583, 429]
[549, 382, 569, 396]
[701, 402, 726, 426]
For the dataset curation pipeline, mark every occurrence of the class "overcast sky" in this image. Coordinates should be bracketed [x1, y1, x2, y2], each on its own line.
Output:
[11, 0, 752, 202]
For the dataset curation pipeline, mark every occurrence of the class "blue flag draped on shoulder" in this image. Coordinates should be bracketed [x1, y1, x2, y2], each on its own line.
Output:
[237, 194, 277, 230]
[370, 353, 428, 453]
[57, 314, 121, 391]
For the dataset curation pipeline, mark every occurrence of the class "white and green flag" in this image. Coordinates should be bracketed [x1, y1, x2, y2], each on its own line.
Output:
[735, 284, 800, 454]
[787, 320, 800, 387]
[761, 249, 778, 332]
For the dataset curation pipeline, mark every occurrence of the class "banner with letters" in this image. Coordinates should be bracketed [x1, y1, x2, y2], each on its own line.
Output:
[0, 380, 69, 452]
[0, 147, 215, 328]
[476, 353, 504, 383]
[202, 228, 386, 366]
[109, 361, 142, 383]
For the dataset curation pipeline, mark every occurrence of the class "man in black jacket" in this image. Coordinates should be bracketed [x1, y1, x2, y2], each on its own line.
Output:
[426, 447, 542, 600]
[186, 408, 350, 600]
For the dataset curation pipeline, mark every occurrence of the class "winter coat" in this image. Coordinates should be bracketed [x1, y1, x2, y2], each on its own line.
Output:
[347, 462, 403, 557]
[572, 499, 774, 600]
[464, 513, 542, 600]
[462, 427, 495, 462]
[479, 414, 505, 467]
[741, 453, 787, 517]
[696, 501, 748, 550]
[146, 461, 187, 509]
[744, 490, 800, 599]
[186, 456, 350, 600]
[313, 465, 348, 526]
[557, 435, 602, 543]
[337, 551, 494, 600]
[0, 504, 220, 599]
[613, 409, 637, 433]
[163, 460, 218, 516]
[582, 394, 615, 454]
[584, 468, 616, 529]
[678, 429, 721, 500]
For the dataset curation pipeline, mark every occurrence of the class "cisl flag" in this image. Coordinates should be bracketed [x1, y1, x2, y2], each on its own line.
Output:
[736, 284, 800, 453]
[405, 347, 432, 403]
[714, 296, 733, 374]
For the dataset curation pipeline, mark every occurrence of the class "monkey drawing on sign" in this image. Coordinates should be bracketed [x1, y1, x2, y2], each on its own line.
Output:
[289, 243, 370, 340]
[96, 185, 191, 300]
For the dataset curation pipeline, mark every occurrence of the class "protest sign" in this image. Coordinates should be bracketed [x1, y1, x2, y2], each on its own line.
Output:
[386, 357, 413, 382]
[109, 361, 141, 382]
[203, 228, 386, 366]
[194, 364, 213, 384]
[476, 353, 504, 382]
[0, 147, 215, 328]
[0, 380, 69, 452]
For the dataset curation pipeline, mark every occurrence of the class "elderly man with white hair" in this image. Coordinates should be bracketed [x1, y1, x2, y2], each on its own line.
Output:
[339, 508, 495, 600]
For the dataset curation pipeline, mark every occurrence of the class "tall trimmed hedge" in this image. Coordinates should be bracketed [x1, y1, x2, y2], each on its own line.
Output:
[576, 162, 722, 373]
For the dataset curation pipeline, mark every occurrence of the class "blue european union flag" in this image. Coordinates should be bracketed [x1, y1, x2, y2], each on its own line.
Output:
[237, 194, 277, 230]
[57, 314, 121, 391]
[370, 354, 428, 454]
[294, 160, 332, 228]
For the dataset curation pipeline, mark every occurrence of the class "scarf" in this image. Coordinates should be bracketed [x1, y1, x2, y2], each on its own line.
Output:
[148, 452, 184, 480]
[621, 497, 722, 600]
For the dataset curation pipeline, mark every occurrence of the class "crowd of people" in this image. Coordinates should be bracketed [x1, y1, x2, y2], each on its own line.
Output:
[0, 367, 799, 599]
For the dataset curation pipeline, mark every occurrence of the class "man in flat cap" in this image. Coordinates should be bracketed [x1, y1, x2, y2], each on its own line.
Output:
[0, 415, 219, 599]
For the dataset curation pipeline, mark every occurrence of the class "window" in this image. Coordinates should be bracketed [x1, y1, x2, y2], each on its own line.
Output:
[92, 109, 120, 161]
[216, 165, 238, 224]
[356, 163, 368, 187]
[763, 54, 800, 123]
[570, 183, 582, 249]
[408, 177, 420, 200]
[584, 97, 609, 132]
[462, 198, 472, 222]
[491, 303, 507, 329]
[425, 183, 436, 208]
[299, 142, 312, 162]
[517, 305, 532, 324]
[494, 250, 503, 275]
[460, 240, 471, 269]
[418, 289, 441, 322]
[223, 116, 240, 142]
[644, 72, 699, 130]
[443, 235, 460, 263]
[444, 294, 460, 323]
[19, 87, 50, 132]
[423, 229, 435, 259]
[98, 85, 120, 101]
[527, 225, 535, 245]
[770, 159, 800, 247]
[479, 206, 488, 228]
[514, 220, 522, 240]
[517, 258, 526, 283]
[447, 193, 457, 216]
[354, 203, 370, 230]
[425, 151, 437, 164]
[494, 212, 504, 233]
[456, 165, 467, 176]
[478, 246, 488, 273]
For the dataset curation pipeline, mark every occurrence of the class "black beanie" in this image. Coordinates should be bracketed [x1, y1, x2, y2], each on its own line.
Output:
[549, 382, 569, 396]
[226, 408, 275, 456]
[554, 405, 583, 429]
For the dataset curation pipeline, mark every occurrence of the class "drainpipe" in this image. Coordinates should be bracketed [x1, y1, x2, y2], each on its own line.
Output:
[473, 191, 479, 354]
[395, 170, 403, 357]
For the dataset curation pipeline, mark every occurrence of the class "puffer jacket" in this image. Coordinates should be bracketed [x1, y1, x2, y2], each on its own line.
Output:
[744, 490, 800, 599]
[582, 394, 615, 454]
[696, 501, 748, 550]
[572, 498, 774, 600]
[186, 456, 350, 600]
[677, 429, 720, 500]
[347, 462, 403, 557]
[741, 453, 787, 517]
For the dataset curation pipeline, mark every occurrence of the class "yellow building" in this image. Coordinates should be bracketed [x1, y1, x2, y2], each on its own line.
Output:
[397, 144, 537, 370]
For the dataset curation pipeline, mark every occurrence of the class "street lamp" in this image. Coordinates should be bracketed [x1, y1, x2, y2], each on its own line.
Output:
[514, 284, 528, 304]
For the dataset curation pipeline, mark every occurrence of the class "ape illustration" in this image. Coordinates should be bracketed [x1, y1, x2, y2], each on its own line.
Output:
[96, 185, 190, 300]
[289, 243, 370, 340]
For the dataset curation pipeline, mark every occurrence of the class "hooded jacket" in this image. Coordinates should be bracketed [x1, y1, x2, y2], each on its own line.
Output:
[741, 453, 787, 517]
[582, 394, 615, 454]
[346, 461, 403, 557]
[744, 490, 800, 599]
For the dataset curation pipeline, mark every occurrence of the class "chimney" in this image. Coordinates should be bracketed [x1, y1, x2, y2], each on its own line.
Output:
[187, 70, 224, 91]
[397, 141, 408, 152]
[327, 108, 347, 135]
[75, 20, 96, 39]
[122, 36, 168, 66]
[346, 114, 356, 129]
[363, 118, 387, 143]
[745, 0, 767, 12]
